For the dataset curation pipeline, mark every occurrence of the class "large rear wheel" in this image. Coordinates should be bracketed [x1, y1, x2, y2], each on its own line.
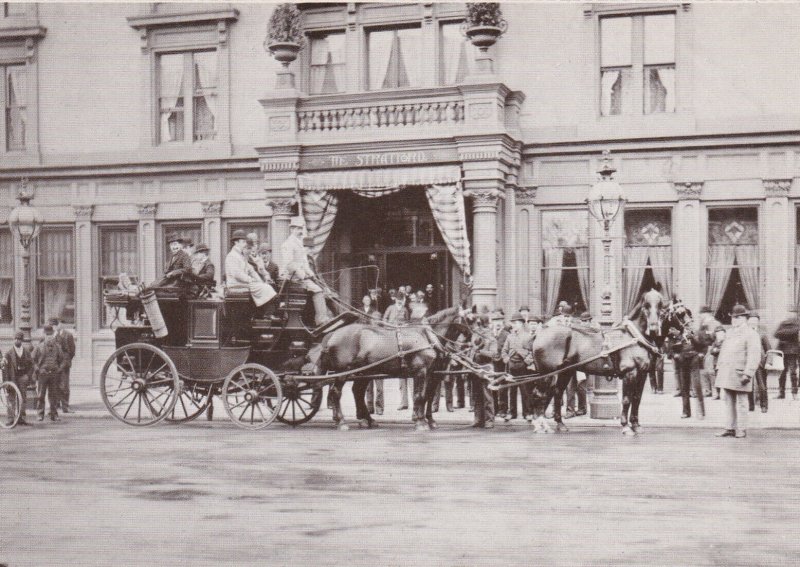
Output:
[0, 381, 22, 429]
[100, 343, 180, 426]
[222, 364, 282, 430]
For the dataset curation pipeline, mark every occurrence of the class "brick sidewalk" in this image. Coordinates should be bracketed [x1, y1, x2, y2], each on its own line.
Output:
[65, 370, 800, 429]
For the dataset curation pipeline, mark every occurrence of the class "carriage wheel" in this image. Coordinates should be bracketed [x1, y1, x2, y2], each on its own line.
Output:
[0, 382, 22, 429]
[165, 382, 212, 424]
[100, 343, 180, 427]
[222, 364, 282, 430]
[274, 381, 322, 426]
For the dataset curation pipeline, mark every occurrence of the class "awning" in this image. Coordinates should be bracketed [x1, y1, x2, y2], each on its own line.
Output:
[297, 165, 462, 192]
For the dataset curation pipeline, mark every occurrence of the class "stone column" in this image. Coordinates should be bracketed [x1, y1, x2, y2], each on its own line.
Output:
[202, 201, 223, 280]
[137, 203, 158, 286]
[73, 205, 94, 383]
[763, 179, 793, 327]
[514, 186, 538, 314]
[269, 198, 294, 267]
[673, 182, 704, 314]
[469, 189, 501, 311]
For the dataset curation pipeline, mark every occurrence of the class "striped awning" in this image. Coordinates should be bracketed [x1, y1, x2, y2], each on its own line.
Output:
[297, 165, 461, 192]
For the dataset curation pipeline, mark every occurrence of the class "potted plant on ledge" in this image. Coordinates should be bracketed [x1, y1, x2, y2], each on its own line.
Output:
[463, 2, 508, 51]
[265, 3, 303, 66]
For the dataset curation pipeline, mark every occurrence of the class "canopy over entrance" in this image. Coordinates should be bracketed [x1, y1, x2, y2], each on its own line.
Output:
[296, 165, 471, 279]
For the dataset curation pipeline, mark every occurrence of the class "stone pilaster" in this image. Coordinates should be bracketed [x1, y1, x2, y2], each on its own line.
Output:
[467, 189, 502, 310]
[673, 182, 704, 314]
[201, 201, 224, 279]
[268, 198, 295, 267]
[514, 185, 538, 314]
[73, 205, 93, 383]
[137, 203, 157, 285]
[763, 179, 793, 324]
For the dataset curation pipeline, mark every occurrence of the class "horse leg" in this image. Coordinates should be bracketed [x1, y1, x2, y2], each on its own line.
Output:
[621, 371, 636, 436]
[553, 373, 572, 433]
[352, 379, 375, 428]
[330, 379, 349, 431]
[424, 370, 440, 430]
[412, 373, 428, 431]
[630, 369, 649, 433]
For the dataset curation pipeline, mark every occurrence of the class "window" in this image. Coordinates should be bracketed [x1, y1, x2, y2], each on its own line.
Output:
[541, 211, 590, 317]
[160, 222, 202, 270]
[707, 208, 759, 323]
[2, 64, 25, 150]
[99, 226, 138, 328]
[600, 13, 675, 116]
[368, 27, 422, 90]
[309, 31, 345, 94]
[226, 223, 269, 248]
[2, 3, 28, 17]
[0, 228, 13, 325]
[440, 22, 475, 85]
[623, 209, 672, 314]
[158, 50, 217, 144]
[36, 227, 75, 327]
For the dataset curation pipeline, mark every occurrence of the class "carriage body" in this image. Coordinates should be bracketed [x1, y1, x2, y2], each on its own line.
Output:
[101, 282, 320, 428]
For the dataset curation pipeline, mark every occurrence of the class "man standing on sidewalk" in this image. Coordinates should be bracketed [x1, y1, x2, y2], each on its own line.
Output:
[4, 331, 33, 426]
[747, 314, 770, 413]
[773, 315, 800, 400]
[33, 325, 67, 422]
[51, 318, 75, 413]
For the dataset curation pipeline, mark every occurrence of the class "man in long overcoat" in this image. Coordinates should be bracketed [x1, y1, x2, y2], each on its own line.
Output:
[52, 317, 75, 413]
[715, 304, 762, 438]
[4, 331, 33, 425]
[773, 315, 800, 399]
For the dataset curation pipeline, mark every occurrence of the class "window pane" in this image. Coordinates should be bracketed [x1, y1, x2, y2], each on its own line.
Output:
[6, 65, 26, 150]
[368, 29, 395, 90]
[101, 227, 138, 276]
[158, 54, 185, 143]
[228, 224, 269, 249]
[310, 32, 345, 94]
[5, 2, 27, 16]
[440, 22, 474, 85]
[39, 280, 75, 326]
[368, 27, 422, 90]
[644, 66, 675, 114]
[192, 51, 217, 141]
[0, 229, 14, 276]
[163, 224, 202, 265]
[600, 16, 632, 67]
[600, 67, 631, 116]
[644, 14, 675, 65]
[397, 27, 422, 87]
[0, 231, 13, 325]
[39, 228, 74, 277]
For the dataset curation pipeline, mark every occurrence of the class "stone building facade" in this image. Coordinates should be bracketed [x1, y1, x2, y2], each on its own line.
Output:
[0, 2, 798, 382]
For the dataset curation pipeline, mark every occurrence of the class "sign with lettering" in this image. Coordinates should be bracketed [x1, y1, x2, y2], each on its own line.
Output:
[301, 148, 458, 171]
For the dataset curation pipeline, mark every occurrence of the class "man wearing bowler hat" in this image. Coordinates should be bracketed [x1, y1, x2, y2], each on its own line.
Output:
[50, 317, 75, 413]
[3, 331, 33, 425]
[226, 230, 276, 307]
[280, 217, 330, 326]
[715, 304, 762, 438]
[33, 324, 66, 422]
[186, 243, 216, 297]
[257, 242, 280, 284]
[151, 232, 192, 288]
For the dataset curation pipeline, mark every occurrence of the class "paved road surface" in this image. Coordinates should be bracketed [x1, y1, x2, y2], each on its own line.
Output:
[2, 419, 799, 566]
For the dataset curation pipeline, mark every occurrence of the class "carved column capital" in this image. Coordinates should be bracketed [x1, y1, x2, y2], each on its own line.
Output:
[673, 182, 703, 200]
[72, 205, 94, 221]
[763, 179, 792, 198]
[269, 198, 295, 217]
[469, 190, 502, 213]
[201, 201, 224, 217]
[137, 203, 158, 219]
[514, 186, 537, 206]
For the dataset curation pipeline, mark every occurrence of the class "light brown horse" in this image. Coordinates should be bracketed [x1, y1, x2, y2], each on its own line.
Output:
[529, 319, 655, 435]
[316, 306, 468, 431]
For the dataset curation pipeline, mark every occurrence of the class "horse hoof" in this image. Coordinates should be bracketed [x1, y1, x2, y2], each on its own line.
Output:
[555, 423, 569, 433]
[622, 426, 637, 436]
[631, 424, 642, 433]
[428, 421, 438, 430]
[414, 423, 429, 432]
[336, 423, 350, 432]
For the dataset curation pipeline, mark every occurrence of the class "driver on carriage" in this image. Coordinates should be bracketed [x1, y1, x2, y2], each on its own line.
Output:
[279, 217, 331, 327]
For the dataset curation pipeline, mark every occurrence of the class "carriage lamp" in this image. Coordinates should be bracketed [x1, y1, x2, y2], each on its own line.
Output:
[8, 180, 44, 344]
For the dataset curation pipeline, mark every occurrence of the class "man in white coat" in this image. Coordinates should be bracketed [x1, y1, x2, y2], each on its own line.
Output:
[225, 229, 275, 307]
[714, 304, 762, 439]
[280, 217, 330, 326]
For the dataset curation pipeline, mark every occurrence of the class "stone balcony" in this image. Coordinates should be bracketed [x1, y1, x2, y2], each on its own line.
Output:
[259, 83, 525, 146]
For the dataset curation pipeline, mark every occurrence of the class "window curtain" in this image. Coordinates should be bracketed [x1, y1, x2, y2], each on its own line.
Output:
[7, 66, 26, 149]
[543, 249, 565, 317]
[425, 184, 471, 277]
[706, 246, 736, 312]
[573, 247, 590, 310]
[443, 33, 470, 85]
[299, 190, 339, 259]
[194, 54, 217, 126]
[601, 70, 621, 115]
[648, 245, 672, 302]
[0, 279, 11, 307]
[646, 68, 668, 113]
[43, 281, 71, 323]
[623, 247, 650, 314]
[735, 245, 759, 310]
[159, 55, 184, 140]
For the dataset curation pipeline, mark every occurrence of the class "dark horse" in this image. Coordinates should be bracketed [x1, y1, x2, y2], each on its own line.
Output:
[527, 290, 664, 436]
[316, 305, 470, 431]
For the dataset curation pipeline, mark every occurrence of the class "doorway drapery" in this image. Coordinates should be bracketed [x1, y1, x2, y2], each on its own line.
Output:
[296, 165, 471, 278]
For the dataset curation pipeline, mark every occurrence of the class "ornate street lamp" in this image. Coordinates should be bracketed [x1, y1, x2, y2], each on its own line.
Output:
[586, 151, 626, 419]
[8, 180, 44, 344]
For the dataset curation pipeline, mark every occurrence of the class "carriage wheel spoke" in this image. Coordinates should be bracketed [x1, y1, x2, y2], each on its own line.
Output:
[137, 393, 143, 422]
[255, 402, 267, 421]
[122, 393, 138, 419]
[146, 363, 169, 381]
[238, 403, 250, 421]
[110, 389, 136, 410]
[105, 382, 133, 397]
[227, 398, 248, 411]
[123, 351, 138, 377]
[249, 403, 256, 424]
[295, 401, 308, 418]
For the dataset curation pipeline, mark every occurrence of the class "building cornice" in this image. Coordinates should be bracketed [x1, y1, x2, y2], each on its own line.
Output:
[674, 182, 704, 200]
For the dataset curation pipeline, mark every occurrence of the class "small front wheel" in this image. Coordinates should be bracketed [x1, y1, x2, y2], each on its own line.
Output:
[0, 381, 23, 429]
[222, 364, 282, 430]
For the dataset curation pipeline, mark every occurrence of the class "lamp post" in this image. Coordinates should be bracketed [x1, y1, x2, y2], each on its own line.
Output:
[8, 181, 44, 344]
[586, 151, 626, 418]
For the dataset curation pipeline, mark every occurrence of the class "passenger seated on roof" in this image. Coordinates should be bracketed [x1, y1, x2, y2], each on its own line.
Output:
[225, 230, 276, 309]
[148, 232, 192, 291]
[185, 243, 216, 298]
